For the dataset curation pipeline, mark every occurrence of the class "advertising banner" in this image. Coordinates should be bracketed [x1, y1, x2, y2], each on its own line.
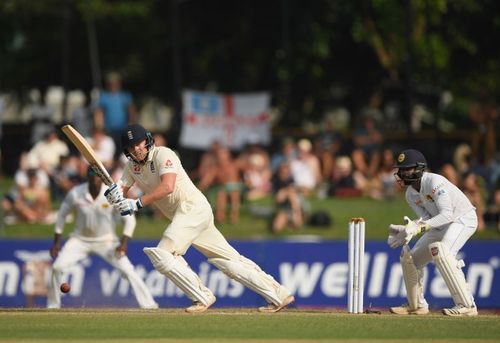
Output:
[0, 239, 498, 309]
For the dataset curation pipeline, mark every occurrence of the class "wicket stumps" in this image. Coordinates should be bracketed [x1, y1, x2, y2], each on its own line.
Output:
[347, 217, 365, 314]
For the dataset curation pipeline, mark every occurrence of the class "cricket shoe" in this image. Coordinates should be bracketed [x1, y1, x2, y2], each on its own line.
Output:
[442, 304, 478, 317]
[185, 294, 216, 314]
[390, 303, 429, 315]
[258, 295, 295, 313]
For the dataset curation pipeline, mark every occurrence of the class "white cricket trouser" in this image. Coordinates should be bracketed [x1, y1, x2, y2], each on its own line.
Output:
[409, 209, 478, 306]
[47, 236, 157, 309]
[161, 196, 290, 306]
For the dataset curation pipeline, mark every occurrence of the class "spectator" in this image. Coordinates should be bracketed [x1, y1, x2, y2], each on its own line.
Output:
[378, 148, 399, 199]
[270, 137, 296, 173]
[191, 140, 222, 182]
[70, 91, 93, 139]
[199, 147, 243, 224]
[330, 156, 363, 197]
[462, 172, 487, 231]
[26, 128, 69, 178]
[351, 114, 383, 178]
[29, 89, 56, 146]
[440, 163, 461, 187]
[485, 188, 500, 232]
[242, 153, 272, 201]
[86, 128, 116, 169]
[313, 118, 343, 182]
[3, 168, 54, 225]
[271, 162, 304, 233]
[94, 72, 137, 159]
[290, 138, 321, 196]
[51, 155, 85, 200]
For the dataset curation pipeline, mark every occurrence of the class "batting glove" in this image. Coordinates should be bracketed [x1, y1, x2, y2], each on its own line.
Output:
[104, 183, 124, 205]
[117, 197, 144, 216]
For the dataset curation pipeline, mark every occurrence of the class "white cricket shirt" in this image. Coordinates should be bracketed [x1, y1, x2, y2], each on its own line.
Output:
[405, 172, 475, 229]
[55, 182, 136, 241]
[121, 146, 205, 220]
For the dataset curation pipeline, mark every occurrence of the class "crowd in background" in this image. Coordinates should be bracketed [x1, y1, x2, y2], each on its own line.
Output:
[1, 74, 499, 234]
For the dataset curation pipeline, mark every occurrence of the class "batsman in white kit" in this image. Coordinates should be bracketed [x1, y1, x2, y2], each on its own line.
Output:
[105, 124, 294, 313]
[388, 149, 478, 316]
[47, 167, 158, 309]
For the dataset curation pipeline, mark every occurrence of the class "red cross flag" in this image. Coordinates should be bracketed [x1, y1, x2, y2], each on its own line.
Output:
[180, 90, 271, 150]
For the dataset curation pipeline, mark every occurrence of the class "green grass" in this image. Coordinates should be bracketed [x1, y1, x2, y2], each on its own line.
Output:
[1, 177, 499, 241]
[0, 309, 499, 342]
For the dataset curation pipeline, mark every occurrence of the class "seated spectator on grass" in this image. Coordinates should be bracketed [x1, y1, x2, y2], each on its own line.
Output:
[330, 156, 363, 197]
[191, 140, 222, 182]
[270, 137, 297, 173]
[199, 146, 243, 224]
[26, 128, 69, 179]
[290, 138, 322, 197]
[2, 168, 54, 225]
[378, 148, 399, 199]
[270, 162, 304, 233]
[51, 155, 86, 200]
[242, 153, 272, 201]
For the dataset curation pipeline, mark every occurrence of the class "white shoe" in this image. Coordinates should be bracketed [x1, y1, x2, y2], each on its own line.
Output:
[185, 294, 216, 314]
[142, 303, 159, 310]
[442, 304, 478, 317]
[390, 303, 429, 315]
[258, 295, 295, 313]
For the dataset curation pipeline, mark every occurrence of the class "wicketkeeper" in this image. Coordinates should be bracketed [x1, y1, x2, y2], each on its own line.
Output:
[105, 124, 294, 313]
[387, 149, 478, 316]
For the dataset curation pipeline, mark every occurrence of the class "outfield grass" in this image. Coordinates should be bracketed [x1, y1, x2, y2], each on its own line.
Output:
[1, 176, 499, 240]
[0, 308, 499, 342]
[1, 193, 499, 241]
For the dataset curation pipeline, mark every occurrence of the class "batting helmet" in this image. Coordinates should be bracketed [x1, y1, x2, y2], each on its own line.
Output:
[394, 149, 427, 185]
[121, 124, 155, 163]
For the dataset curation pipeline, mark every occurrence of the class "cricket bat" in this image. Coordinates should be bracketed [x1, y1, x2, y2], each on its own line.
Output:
[61, 125, 114, 186]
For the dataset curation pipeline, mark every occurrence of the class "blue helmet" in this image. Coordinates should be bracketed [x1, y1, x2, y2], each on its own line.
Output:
[121, 124, 155, 163]
[394, 149, 427, 185]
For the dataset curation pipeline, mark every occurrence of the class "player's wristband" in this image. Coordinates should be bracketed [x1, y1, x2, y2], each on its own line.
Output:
[136, 197, 144, 210]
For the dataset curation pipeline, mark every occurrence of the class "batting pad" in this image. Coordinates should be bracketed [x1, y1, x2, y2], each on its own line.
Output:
[429, 242, 474, 308]
[143, 247, 213, 305]
[400, 245, 420, 311]
[209, 256, 288, 306]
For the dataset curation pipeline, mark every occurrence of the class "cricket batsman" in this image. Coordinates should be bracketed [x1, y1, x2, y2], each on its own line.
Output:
[105, 124, 294, 313]
[387, 149, 478, 316]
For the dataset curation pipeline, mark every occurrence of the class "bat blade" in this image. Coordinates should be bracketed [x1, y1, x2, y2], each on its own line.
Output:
[61, 125, 114, 186]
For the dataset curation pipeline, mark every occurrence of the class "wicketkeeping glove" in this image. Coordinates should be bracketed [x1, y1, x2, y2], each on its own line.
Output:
[402, 216, 430, 244]
[104, 183, 124, 205]
[387, 224, 406, 249]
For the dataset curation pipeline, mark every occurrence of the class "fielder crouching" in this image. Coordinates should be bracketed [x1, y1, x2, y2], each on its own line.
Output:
[105, 124, 294, 313]
[47, 167, 158, 309]
[387, 149, 478, 317]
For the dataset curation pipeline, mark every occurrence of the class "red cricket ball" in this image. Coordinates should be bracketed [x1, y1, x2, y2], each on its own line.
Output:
[60, 283, 71, 293]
